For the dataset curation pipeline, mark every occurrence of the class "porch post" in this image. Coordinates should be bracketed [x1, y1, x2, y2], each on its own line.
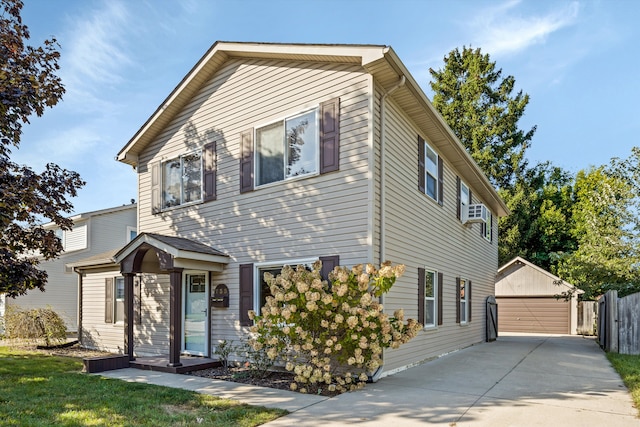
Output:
[168, 268, 184, 367]
[123, 273, 136, 361]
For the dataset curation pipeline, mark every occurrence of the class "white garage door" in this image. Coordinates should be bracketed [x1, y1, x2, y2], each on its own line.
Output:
[496, 297, 570, 334]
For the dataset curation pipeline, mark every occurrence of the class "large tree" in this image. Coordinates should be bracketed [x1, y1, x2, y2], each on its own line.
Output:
[498, 162, 576, 270]
[1, 0, 85, 297]
[554, 165, 640, 299]
[429, 47, 536, 189]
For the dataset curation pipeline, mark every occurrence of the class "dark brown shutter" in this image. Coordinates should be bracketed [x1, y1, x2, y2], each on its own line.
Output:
[319, 255, 339, 281]
[105, 278, 113, 324]
[468, 280, 472, 322]
[456, 176, 461, 220]
[437, 272, 443, 326]
[438, 156, 444, 206]
[133, 276, 141, 325]
[469, 190, 473, 204]
[320, 97, 340, 174]
[151, 162, 161, 214]
[455, 277, 461, 324]
[239, 129, 254, 193]
[418, 268, 425, 325]
[490, 215, 494, 243]
[203, 141, 217, 202]
[239, 263, 254, 326]
[418, 136, 425, 193]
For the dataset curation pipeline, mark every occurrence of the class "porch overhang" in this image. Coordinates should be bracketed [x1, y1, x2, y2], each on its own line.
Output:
[114, 232, 229, 274]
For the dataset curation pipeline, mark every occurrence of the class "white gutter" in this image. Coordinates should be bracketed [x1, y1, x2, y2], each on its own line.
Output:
[372, 75, 405, 384]
[379, 75, 405, 264]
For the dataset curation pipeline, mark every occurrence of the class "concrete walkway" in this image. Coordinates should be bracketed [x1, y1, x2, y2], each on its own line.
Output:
[100, 334, 638, 426]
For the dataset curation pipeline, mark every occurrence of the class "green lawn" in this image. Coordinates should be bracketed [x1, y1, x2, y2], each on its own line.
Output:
[0, 347, 286, 426]
[607, 352, 640, 416]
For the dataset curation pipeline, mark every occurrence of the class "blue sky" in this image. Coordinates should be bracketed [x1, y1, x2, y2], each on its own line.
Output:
[14, 0, 640, 215]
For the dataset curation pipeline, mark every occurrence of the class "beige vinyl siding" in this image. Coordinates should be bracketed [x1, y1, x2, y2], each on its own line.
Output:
[379, 96, 499, 373]
[134, 274, 170, 356]
[135, 59, 373, 353]
[81, 268, 124, 353]
[7, 206, 136, 331]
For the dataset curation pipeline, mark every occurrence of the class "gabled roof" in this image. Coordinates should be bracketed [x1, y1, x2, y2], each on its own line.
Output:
[498, 256, 583, 294]
[114, 232, 229, 265]
[116, 41, 508, 217]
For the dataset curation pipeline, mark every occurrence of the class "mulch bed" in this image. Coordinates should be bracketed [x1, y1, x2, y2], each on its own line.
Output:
[189, 366, 342, 397]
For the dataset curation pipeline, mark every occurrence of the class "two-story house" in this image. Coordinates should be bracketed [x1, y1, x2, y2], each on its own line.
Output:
[71, 42, 508, 377]
[2, 204, 137, 333]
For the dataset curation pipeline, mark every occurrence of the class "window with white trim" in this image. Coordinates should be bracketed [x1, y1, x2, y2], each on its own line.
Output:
[126, 226, 137, 243]
[483, 210, 493, 241]
[114, 276, 125, 323]
[254, 258, 317, 313]
[424, 270, 437, 328]
[256, 109, 318, 186]
[460, 181, 470, 221]
[459, 278, 468, 324]
[424, 142, 439, 201]
[162, 150, 202, 209]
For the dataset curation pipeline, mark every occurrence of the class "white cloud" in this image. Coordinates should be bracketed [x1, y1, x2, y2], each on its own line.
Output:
[61, 1, 133, 96]
[470, 0, 580, 57]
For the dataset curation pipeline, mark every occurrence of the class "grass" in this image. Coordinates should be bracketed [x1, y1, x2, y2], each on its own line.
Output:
[607, 352, 640, 415]
[0, 346, 287, 426]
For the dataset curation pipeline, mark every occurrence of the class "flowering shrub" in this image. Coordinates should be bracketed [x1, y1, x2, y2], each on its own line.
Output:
[249, 261, 421, 393]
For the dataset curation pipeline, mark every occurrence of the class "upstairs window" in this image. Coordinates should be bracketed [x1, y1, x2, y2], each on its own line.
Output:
[482, 211, 493, 242]
[256, 109, 318, 186]
[418, 136, 443, 205]
[459, 181, 470, 220]
[162, 151, 202, 209]
[240, 98, 340, 194]
[425, 144, 438, 200]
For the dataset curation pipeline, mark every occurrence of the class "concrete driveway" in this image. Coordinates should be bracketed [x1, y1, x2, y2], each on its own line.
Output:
[264, 334, 637, 426]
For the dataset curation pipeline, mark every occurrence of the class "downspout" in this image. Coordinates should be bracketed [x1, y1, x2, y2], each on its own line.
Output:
[73, 267, 83, 344]
[379, 75, 405, 264]
[372, 74, 405, 383]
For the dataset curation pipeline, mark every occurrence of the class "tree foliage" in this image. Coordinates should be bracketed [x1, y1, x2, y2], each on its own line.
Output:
[429, 46, 536, 189]
[555, 165, 640, 299]
[0, 0, 85, 297]
[498, 162, 576, 270]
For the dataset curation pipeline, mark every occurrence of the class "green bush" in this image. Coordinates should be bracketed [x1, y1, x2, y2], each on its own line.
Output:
[249, 261, 421, 393]
[4, 305, 67, 346]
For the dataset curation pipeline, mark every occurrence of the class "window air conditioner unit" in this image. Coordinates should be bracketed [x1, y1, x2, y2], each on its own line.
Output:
[463, 204, 488, 224]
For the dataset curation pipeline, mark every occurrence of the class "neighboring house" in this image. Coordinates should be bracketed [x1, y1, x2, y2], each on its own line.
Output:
[3, 204, 137, 332]
[70, 42, 508, 376]
[496, 256, 582, 335]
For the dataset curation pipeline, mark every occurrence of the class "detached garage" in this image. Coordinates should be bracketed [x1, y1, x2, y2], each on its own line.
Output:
[496, 257, 582, 335]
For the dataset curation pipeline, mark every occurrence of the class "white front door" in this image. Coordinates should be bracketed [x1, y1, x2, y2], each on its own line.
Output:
[182, 272, 209, 356]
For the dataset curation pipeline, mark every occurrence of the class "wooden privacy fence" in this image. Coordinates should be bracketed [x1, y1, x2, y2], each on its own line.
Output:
[598, 290, 640, 355]
[577, 301, 597, 336]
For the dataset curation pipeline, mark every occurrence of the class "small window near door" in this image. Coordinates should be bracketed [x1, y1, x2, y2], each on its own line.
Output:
[114, 277, 125, 323]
